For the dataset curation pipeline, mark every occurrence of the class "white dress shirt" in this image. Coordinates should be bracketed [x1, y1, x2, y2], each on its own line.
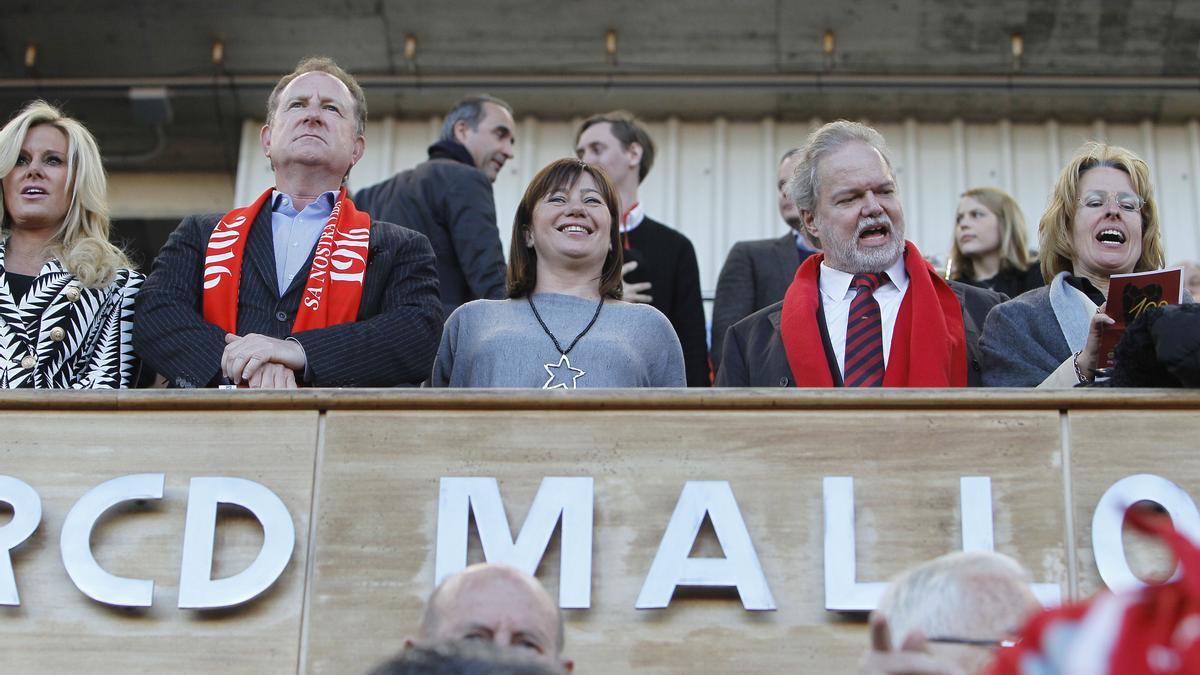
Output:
[818, 256, 910, 378]
[621, 202, 645, 233]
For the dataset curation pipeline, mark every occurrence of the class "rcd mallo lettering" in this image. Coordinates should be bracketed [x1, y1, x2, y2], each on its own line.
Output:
[4, 471, 1195, 614]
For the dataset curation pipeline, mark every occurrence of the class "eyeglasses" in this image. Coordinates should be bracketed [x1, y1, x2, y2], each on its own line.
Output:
[926, 636, 1020, 649]
[1078, 190, 1144, 213]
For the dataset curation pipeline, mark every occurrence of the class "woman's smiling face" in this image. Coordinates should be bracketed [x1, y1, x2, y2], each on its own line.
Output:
[526, 172, 612, 270]
[1070, 166, 1144, 281]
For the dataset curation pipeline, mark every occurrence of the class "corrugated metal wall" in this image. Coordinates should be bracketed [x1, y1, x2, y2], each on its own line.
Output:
[236, 117, 1200, 302]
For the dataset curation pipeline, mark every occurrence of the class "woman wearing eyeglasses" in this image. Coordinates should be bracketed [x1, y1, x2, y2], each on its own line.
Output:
[979, 142, 1173, 387]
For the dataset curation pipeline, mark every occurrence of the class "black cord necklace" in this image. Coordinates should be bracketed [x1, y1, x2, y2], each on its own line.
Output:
[527, 294, 604, 389]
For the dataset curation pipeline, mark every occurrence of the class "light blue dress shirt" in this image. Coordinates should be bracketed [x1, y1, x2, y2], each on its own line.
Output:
[269, 190, 337, 295]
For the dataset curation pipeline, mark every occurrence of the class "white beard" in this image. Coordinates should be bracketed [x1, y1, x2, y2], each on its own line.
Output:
[824, 215, 904, 273]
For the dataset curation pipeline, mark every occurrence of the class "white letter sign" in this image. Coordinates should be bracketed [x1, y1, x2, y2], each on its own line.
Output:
[824, 476, 1060, 611]
[1092, 473, 1200, 593]
[0, 475, 41, 606]
[435, 477, 594, 608]
[61, 473, 163, 607]
[636, 481, 775, 611]
[177, 477, 295, 609]
[823, 476, 887, 610]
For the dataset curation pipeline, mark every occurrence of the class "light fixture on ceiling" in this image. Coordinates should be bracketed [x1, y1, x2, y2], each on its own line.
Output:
[211, 39, 225, 67]
[1011, 33, 1024, 70]
[24, 42, 37, 70]
[822, 30, 836, 56]
[404, 34, 418, 61]
[606, 29, 618, 65]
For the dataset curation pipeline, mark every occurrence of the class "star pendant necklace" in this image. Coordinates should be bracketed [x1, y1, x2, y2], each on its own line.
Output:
[527, 295, 605, 389]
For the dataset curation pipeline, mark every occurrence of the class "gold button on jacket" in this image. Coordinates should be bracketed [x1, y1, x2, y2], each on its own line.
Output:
[65, 286, 81, 302]
[50, 326, 66, 342]
[20, 355, 35, 369]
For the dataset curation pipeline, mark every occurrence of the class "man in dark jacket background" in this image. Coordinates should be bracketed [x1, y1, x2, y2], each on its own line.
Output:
[354, 95, 515, 316]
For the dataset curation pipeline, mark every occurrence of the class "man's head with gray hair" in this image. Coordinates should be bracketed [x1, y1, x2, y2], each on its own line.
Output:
[439, 95, 513, 142]
[867, 551, 1041, 674]
[417, 564, 571, 673]
[439, 95, 516, 182]
[788, 121, 892, 214]
[778, 147, 819, 248]
[788, 120, 905, 274]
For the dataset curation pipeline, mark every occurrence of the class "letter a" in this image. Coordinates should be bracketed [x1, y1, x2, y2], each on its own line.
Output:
[636, 481, 774, 610]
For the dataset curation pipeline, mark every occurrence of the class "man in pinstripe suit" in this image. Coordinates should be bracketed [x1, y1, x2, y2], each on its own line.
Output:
[134, 57, 441, 388]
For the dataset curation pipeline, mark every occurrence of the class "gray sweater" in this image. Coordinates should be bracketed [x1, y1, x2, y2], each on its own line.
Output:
[431, 293, 686, 388]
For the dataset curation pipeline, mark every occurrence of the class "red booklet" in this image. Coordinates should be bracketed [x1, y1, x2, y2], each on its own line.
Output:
[1098, 267, 1185, 368]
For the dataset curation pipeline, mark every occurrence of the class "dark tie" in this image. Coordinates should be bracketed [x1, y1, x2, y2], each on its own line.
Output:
[844, 272, 887, 387]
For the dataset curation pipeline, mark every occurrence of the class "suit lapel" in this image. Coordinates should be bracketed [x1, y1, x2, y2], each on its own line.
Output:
[951, 283, 985, 386]
[245, 204, 280, 298]
[773, 274, 843, 387]
[814, 290, 844, 386]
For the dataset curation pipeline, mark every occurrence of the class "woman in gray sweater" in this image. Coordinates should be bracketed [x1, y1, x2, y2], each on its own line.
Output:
[432, 159, 685, 388]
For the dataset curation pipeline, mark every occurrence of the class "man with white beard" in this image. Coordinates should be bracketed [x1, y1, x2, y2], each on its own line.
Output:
[716, 121, 1004, 387]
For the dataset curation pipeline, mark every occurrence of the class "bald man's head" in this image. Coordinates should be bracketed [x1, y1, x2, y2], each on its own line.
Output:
[419, 564, 571, 672]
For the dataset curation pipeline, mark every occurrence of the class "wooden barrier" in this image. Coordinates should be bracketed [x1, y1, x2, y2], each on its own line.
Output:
[1, 389, 1198, 673]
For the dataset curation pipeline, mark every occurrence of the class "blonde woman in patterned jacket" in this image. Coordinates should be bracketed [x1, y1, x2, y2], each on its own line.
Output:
[0, 101, 143, 388]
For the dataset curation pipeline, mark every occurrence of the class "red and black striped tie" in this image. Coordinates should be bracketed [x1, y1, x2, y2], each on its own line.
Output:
[843, 272, 887, 387]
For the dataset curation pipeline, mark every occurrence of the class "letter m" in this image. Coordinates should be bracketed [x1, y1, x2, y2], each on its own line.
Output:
[435, 477, 593, 608]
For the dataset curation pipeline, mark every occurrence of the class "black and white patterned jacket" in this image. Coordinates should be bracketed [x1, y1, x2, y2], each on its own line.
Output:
[0, 242, 143, 388]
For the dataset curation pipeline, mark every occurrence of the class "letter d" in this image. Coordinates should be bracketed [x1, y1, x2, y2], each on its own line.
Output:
[177, 477, 295, 609]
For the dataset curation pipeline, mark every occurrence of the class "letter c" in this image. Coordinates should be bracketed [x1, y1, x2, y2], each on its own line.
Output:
[61, 473, 164, 607]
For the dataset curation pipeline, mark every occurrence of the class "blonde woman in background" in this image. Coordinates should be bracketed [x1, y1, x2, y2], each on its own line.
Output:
[0, 100, 143, 387]
[980, 143, 1174, 387]
[949, 187, 1042, 298]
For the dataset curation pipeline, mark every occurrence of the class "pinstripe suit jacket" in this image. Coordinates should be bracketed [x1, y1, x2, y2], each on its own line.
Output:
[133, 204, 442, 387]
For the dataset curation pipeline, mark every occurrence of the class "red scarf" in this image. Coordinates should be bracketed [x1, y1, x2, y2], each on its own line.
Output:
[202, 187, 371, 334]
[779, 241, 967, 387]
[987, 509, 1200, 675]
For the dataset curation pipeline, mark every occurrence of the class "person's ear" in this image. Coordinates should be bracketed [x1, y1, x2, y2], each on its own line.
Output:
[524, 226, 534, 248]
[349, 134, 365, 168]
[802, 209, 819, 240]
[626, 142, 643, 170]
[453, 120, 471, 144]
[259, 123, 272, 160]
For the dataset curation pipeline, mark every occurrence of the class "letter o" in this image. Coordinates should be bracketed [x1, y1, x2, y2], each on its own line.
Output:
[1091, 473, 1200, 593]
